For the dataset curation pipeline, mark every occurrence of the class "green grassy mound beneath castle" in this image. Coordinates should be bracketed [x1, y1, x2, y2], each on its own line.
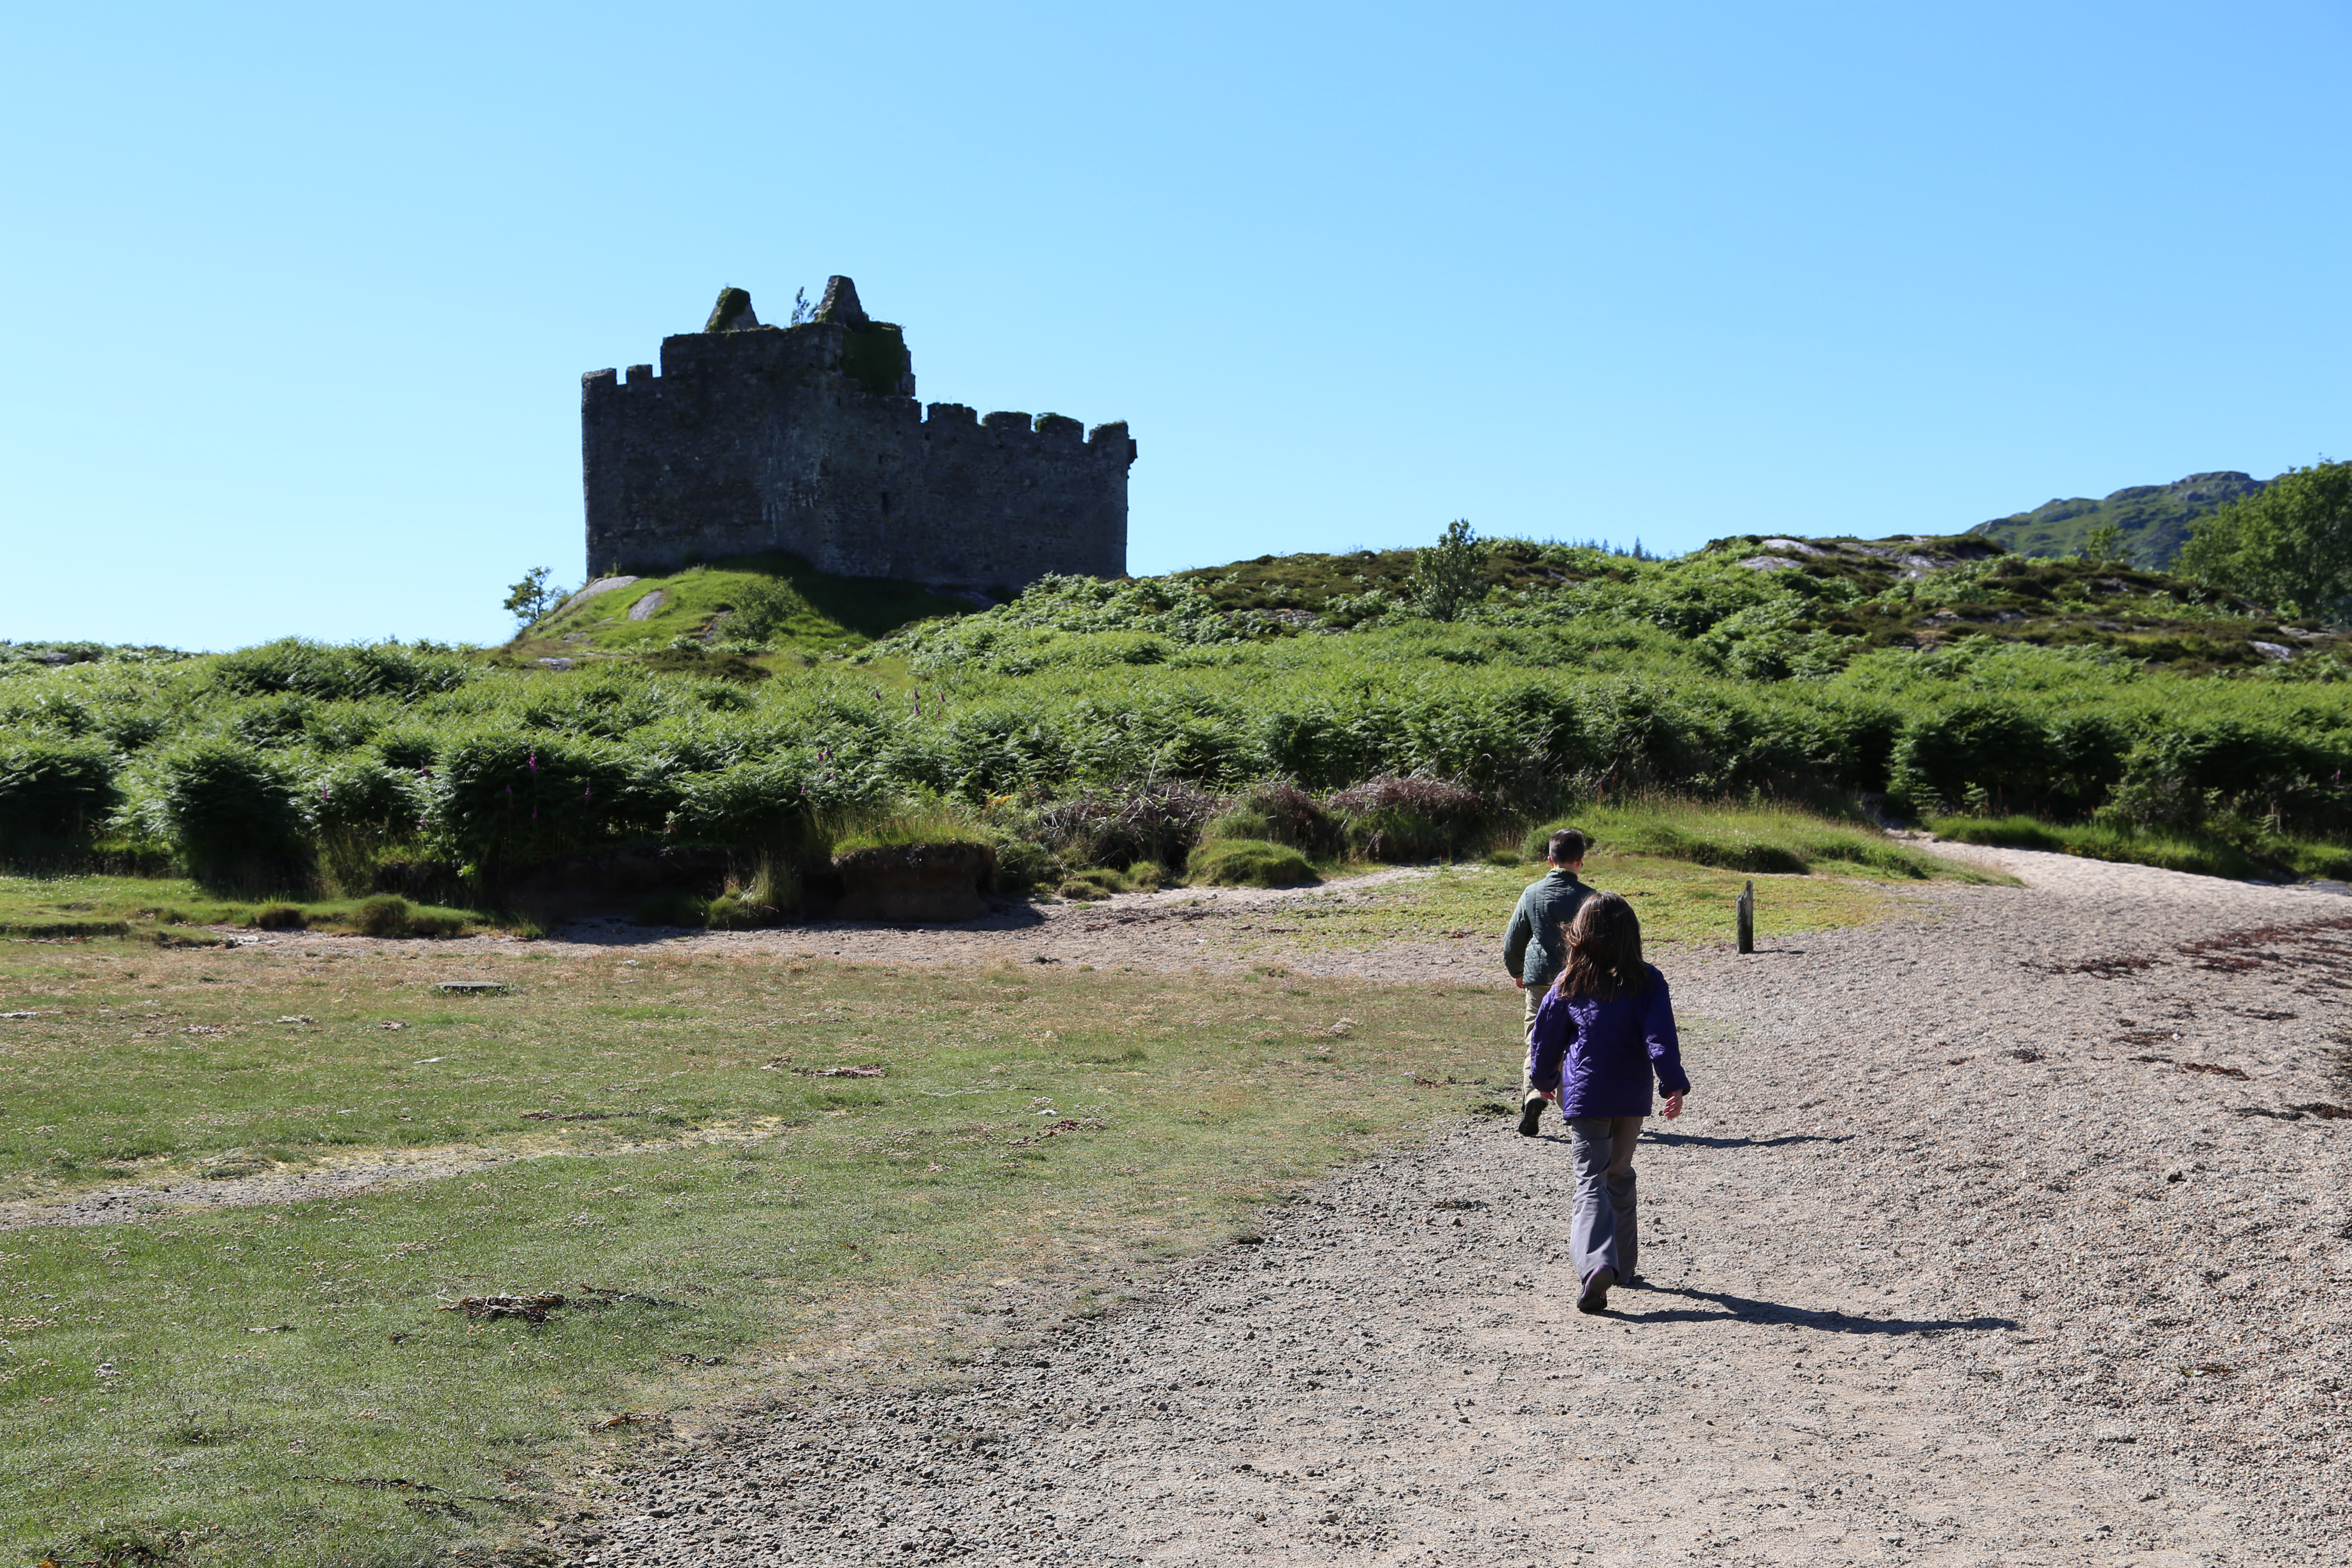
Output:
[506, 551, 975, 665]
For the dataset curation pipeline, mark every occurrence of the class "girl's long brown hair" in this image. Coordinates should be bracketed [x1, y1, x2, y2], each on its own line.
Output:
[1550, 891, 1648, 1002]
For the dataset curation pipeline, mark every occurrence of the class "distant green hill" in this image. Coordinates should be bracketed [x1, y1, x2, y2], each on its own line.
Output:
[1969, 471, 2267, 569]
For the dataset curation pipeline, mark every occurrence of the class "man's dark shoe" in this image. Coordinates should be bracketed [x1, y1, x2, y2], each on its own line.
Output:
[1516, 1092, 1547, 1137]
[1577, 1266, 1617, 1314]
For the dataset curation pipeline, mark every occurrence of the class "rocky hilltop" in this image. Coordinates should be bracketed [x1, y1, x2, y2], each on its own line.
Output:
[1969, 470, 2267, 568]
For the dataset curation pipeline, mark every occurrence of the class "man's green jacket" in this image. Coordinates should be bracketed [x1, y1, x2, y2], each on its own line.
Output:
[1501, 869, 1592, 992]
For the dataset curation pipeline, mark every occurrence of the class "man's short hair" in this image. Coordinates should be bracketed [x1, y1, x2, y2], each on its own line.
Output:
[1547, 828, 1589, 864]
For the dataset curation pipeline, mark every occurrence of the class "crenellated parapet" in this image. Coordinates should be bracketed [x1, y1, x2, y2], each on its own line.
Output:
[581, 277, 1130, 588]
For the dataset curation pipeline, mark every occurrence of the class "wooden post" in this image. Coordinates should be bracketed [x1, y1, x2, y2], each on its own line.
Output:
[1736, 879, 1755, 955]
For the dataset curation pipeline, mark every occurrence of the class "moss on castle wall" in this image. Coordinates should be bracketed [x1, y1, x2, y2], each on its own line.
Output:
[704, 287, 754, 333]
[839, 321, 910, 396]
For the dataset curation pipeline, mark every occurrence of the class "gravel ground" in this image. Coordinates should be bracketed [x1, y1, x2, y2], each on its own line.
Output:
[561, 849, 2352, 1567]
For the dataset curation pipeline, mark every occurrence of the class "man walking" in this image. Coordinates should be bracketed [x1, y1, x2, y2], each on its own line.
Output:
[1501, 828, 1593, 1135]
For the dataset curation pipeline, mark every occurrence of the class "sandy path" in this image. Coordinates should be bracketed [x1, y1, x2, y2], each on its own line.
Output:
[564, 850, 2352, 1567]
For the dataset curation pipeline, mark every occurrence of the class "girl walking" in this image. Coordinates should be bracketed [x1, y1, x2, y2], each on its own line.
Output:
[1521, 891, 1689, 1314]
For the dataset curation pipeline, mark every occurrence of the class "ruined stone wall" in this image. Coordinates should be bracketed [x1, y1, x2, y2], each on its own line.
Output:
[582, 291, 1133, 588]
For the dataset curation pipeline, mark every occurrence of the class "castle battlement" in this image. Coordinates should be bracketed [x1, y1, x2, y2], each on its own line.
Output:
[582, 277, 1133, 588]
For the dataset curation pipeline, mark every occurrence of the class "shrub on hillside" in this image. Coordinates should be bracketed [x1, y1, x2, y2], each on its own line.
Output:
[1237, 780, 1335, 852]
[724, 578, 814, 641]
[986, 833, 1062, 894]
[212, 639, 474, 701]
[312, 758, 430, 891]
[665, 762, 817, 852]
[514, 674, 674, 739]
[315, 758, 429, 839]
[432, 734, 644, 876]
[1327, 774, 1489, 861]
[373, 732, 440, 772]
[0, 689, 96, 737]
[2101, 718, 2352, 840]
[157, 742, 312, 890]
[1034, 782, 1219, 868]
[15, 537, 2352, 895]
[1409, 519, 1488, 622]
[227, 694, 322, 749]
[1886, 700, 2061, 819]
[0, 739, 119, 865]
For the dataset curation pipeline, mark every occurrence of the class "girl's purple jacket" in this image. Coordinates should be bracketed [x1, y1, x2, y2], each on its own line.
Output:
[1525, 965, 1691, 1118]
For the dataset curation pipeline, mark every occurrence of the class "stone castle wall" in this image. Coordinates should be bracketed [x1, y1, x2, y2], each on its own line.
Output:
[582, 280, 1134, 588]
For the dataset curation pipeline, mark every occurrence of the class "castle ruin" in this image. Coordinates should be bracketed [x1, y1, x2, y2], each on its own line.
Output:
[582, 278, 1134, 588]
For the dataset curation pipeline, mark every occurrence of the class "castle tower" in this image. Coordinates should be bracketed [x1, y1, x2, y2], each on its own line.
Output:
[581, 279, 1135, 589]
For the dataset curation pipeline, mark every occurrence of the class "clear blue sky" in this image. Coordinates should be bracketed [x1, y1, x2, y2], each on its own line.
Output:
[3, 1, 2346, 649]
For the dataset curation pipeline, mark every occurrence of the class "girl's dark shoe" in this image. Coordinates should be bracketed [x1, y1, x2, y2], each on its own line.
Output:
[1577, 1266, 1617, 1314]
[1517, 1092, 1547, 1137]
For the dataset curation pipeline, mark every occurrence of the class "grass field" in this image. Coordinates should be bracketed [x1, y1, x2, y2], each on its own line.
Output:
[0, 934, 1600, 1568]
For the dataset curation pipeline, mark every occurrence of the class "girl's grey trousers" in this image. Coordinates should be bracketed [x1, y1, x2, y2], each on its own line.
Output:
[1565, 1115, 1642, 1281]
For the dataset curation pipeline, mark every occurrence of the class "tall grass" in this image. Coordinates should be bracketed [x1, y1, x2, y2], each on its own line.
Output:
[827, 797, 992, 854]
